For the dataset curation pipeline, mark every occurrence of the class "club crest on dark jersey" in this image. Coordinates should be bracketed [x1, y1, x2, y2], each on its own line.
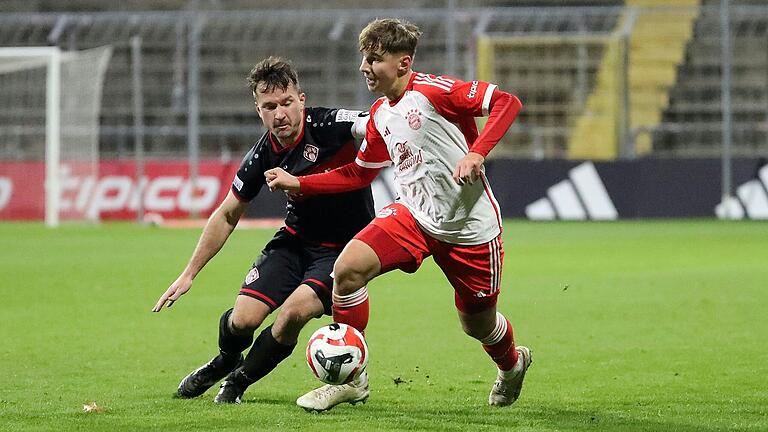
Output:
[303, 144, 319, 162]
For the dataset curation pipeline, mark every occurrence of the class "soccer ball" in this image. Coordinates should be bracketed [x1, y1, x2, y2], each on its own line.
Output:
[306, 323, 368, 385]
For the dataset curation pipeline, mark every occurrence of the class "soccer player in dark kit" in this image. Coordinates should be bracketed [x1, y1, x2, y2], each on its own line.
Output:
[152, 57, 374, 404]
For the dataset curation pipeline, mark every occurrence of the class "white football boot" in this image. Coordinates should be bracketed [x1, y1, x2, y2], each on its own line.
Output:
[296, 370, 369, 412]
[488, 346, 533, 407]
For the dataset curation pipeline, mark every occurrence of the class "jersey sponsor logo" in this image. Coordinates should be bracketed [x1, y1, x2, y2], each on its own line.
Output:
[303, 144, 319, 162]
[468, 80, 479, 99]
[245, 266, 260, 285]
[335, 109, 362, 123]
[233, 175, 244, 191]
[376, 206, 398, 218]
[406, 108, 422, 130]
[395, 141, 424, 173]
[383, 126, 391, 137]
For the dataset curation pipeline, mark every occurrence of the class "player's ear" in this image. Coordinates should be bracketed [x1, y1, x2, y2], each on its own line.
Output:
[398, 55, 412, 76]
[298, 92, 306, 105]
[252, 91, 261, 114]
[254, 102, 265, 122]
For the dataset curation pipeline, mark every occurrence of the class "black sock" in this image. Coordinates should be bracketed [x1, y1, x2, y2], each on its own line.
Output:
[217, 308, 253, 366]
[240, 325, 296, 383]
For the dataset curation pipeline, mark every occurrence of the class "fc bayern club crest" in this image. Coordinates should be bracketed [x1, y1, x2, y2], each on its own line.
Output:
[245, 267, 260, 285]
[303, 144, 319, 162]
[406, 108, 422, 130]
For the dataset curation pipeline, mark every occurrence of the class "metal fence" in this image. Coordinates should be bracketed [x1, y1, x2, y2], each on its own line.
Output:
[0, 4, 767, 161]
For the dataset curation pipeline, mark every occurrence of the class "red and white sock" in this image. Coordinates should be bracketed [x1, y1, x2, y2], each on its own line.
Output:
[480, 312, 518, 373]
[332, 286, 369, 334]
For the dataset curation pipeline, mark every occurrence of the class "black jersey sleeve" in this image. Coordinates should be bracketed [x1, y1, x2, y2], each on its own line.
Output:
[231, 143, 267, 202]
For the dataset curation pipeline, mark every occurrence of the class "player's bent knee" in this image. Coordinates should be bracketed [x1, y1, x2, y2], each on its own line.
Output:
[332, 264, 365, 296]
[462, 324, 490, 341]
[271, 304, 317, 345]
[275, 304, 312, 329]
[230, 309, 266, 333]
[458, 309, 498, 341]
[459, 320, 482, 339]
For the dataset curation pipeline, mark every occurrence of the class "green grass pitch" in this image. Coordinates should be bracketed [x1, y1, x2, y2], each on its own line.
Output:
[1, 221, 766, 431]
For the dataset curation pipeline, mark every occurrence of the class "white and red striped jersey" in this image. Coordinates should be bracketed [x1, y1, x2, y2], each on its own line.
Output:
[356, 72, 504, 245]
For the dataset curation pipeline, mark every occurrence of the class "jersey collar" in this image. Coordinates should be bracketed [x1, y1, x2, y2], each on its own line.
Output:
[268, 109, 306, 154]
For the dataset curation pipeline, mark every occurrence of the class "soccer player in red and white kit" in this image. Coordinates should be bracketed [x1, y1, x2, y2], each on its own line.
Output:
[266, 18, 531, 411]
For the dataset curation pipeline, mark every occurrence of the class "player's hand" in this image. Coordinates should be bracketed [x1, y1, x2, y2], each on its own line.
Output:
[152, 274, 193, 312]
[453, 152, 485, 185]
[264, 168, 301, 193]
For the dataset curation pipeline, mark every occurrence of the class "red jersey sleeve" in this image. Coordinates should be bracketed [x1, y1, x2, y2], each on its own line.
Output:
[298, 162, 380, 195]
[470, 89, 522, 157]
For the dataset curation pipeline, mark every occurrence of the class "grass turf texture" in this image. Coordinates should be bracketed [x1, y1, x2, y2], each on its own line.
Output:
[1, 221, 766, 431]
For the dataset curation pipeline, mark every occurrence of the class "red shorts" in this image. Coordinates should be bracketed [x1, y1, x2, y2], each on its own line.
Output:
[354, 203, 504, 314]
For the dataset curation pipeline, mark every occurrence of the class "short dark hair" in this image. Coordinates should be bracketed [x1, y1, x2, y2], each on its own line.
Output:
[247, 56, 301, 95]
[359, 18, 422, 56]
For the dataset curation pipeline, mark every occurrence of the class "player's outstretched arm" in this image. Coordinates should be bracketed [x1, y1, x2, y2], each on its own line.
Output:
[152, 190, 248, 312]
[266, 164, 380, 195]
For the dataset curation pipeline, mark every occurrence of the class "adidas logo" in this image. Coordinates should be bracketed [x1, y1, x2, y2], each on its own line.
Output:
[715, 164, 768, 220]
[526, 162, 617, 220]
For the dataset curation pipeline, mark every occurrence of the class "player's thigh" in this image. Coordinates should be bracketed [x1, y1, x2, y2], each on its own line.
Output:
[332, 239, 382, 290]
[238, 234, 305, 318]
[351, 203, 431, 276]
[301, 245, 340, 315]
[432, 235, 504, 315]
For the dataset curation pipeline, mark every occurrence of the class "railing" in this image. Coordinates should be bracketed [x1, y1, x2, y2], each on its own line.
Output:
[0, 5, 766, 160]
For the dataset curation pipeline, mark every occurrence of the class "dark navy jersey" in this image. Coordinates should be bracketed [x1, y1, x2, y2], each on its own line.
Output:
[232, 107, 375, 247]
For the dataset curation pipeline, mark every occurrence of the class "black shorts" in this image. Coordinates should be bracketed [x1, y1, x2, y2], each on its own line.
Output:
[239, 228, 338, 315]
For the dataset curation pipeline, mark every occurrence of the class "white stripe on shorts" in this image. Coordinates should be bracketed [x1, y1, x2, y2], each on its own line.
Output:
[489, 236, 501, 294]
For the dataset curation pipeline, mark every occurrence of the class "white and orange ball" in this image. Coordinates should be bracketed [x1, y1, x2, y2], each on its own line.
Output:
[306, 323, 368, 385]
